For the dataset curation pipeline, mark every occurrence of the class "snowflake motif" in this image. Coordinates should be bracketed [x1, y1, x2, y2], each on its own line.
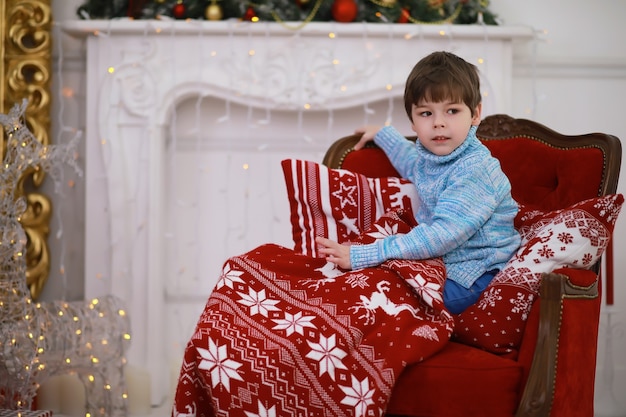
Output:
[405, 273, 442, 308]
[557, 232, 574, 245]
[477, 287, 502, 310]
[197, 338, 244, 392]
[366, 221, 399, 239]
[305, 334, 348, 380]
[339, 375, 376, 417]
[509, 292, 534, 320]
[272, 311, 316, 336]
[236, 288, 281, 317]
[217, 263, 245, 289]
[582, 253, 594, 265]
[411, 324, 439, 341]
[537, 244, 555, 259]
[244, 400, 277, 417]
[345, 273, 370, 289]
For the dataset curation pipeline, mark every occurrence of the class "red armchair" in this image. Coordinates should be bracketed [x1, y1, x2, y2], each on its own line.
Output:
[322, 114, 622, 417]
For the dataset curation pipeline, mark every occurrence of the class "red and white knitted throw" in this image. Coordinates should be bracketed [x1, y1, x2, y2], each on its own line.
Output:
[173, 211, 453, 417]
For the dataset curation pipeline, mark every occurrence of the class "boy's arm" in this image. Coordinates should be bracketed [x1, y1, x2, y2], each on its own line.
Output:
[350, 169, 499, 268]
[373, 126, 418, 178]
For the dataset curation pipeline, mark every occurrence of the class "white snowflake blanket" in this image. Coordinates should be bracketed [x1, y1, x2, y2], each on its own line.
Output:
[172, 210, 454, 417]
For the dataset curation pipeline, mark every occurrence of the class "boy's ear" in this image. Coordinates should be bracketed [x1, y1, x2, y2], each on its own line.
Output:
[471, 103, 482, 125]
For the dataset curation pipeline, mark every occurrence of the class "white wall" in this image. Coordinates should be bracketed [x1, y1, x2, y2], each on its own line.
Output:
[45, 0, 626, 413]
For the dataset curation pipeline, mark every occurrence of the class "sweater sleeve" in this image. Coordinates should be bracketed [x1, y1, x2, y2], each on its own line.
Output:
[350, 164, 499, 269]
[374, 125, 419, 179]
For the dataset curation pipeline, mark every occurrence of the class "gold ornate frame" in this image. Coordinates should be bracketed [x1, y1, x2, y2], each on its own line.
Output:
[1, 0, 52, 300]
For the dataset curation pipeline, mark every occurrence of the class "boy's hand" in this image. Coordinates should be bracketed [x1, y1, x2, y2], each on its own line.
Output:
[315, 236, 352, 270]
[353, 125, 381, 150]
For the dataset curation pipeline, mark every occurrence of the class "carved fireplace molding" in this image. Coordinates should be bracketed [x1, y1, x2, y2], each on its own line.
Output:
[1, 0, 53, 300]
[63, 19, 534, 403]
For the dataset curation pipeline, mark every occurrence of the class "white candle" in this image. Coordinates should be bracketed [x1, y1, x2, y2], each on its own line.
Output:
[59, 373, 86, 416]
[36, 375, 62, 412]
[125, 364, 152, 415]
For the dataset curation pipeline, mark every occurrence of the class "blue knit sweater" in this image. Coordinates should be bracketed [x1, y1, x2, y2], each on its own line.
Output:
[350, 125, 521, 289]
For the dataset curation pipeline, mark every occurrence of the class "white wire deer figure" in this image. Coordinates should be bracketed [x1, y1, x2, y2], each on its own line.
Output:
[0, 100, 131, 416]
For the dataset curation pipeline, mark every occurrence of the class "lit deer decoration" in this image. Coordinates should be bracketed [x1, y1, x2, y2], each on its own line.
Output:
[0, 100, 131, 416]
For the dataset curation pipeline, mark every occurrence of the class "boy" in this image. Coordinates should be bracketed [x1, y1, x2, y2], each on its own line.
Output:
[316, 51, 521, 314]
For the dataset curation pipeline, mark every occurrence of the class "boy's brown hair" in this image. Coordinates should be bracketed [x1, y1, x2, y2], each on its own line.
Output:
[404, 51, 481, 120]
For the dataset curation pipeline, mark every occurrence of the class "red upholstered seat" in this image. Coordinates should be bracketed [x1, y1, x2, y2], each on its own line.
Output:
[322, 114, 622, 417]
[387, 342, 523, 417]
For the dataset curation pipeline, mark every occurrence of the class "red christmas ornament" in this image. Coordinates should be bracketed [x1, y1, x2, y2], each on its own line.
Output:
[331, 0, 358, 22]
[243, 6, 257, 20]
[398, 8, 410, 23]
[172, 1, 186, 19]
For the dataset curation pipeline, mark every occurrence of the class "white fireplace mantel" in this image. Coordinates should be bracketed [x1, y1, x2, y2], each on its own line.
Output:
[63, 19, 533, 405]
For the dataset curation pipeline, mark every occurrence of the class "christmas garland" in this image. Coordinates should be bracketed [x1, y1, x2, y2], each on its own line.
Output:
[77, 0, 498, 26]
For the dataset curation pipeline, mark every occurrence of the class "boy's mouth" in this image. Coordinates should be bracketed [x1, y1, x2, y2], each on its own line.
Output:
[432, 136, 448, 142]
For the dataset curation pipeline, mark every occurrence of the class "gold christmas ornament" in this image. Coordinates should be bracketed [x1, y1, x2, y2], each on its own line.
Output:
[379, 0, 397, 6]
[205, 3, 223, 20]
[155, 0, 166, 3]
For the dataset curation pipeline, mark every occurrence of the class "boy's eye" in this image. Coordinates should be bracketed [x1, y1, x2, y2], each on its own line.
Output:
[418, 111, 432, 117]
[447, 108, 460, 114]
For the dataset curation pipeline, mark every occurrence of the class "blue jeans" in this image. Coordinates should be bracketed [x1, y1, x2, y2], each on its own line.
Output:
[443, 269, 499, 314]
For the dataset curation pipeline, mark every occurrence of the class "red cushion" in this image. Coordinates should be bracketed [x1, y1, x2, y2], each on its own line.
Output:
[482, 138, 605, 210]
[341, 147, 400, 178]
[386, 342, 522, 417]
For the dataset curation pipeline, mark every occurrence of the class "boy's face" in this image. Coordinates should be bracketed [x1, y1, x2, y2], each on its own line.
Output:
[410, 100, 481, 156]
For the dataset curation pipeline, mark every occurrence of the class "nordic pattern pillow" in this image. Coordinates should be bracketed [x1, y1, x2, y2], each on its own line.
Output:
[281, 159, 419, 257]
[453, 193, 624, 355]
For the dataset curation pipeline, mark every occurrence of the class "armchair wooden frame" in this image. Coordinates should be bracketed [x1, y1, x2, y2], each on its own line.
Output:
[322, 114, 622, 417]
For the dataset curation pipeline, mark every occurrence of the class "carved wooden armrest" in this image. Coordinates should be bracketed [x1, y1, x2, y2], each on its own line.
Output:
[515, 272, 599, 417]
